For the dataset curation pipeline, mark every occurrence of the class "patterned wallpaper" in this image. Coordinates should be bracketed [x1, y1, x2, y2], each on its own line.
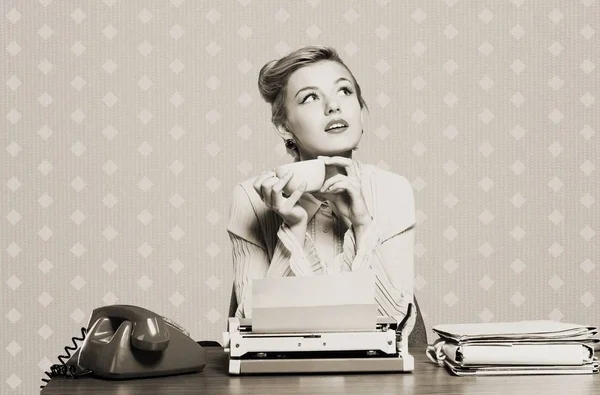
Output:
[2, 0, 599, 392]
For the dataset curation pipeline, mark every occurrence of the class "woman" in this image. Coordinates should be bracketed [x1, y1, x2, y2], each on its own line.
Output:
[226, 45, 417, 336]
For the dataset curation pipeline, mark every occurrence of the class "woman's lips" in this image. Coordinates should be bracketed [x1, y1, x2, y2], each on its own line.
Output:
[324, 126, 348, 134]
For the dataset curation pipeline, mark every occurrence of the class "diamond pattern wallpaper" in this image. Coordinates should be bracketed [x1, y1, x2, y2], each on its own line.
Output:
[2, 0, 599, 392]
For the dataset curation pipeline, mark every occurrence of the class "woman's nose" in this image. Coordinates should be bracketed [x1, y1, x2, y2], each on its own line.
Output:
[325, 97, 341, 114]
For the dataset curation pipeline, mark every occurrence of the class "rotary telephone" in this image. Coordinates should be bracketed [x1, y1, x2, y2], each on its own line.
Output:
[40, 304, 207, 389]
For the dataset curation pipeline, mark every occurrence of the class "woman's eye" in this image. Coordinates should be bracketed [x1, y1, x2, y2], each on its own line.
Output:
[339, 87, 353, 95]
[302, 93, 317, 103]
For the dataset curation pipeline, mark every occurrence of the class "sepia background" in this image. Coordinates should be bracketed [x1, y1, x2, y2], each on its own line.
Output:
[2, 0, 599, 392]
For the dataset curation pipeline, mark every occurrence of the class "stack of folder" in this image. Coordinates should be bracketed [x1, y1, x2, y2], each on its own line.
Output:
[426, 320, 599, 376]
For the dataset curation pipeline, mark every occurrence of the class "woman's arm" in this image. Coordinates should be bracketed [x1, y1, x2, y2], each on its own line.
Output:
[372, 225, 415, 319]
[229, 233, 269, 318]
[227, 184, 324, 318]
[229, 228, 324, 318]
[342, 222, 415, 317]
[338, 173, 417, 331]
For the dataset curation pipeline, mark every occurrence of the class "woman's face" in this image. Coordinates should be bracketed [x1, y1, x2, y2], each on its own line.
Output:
[281, 60, 363, 159]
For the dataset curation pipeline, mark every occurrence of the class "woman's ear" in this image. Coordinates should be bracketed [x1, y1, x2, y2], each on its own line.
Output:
[274, 123, 293, 140]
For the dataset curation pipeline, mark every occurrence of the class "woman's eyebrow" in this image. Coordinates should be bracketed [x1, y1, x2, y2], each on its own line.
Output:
[295, 86, 318, 99]
[294, 78, 352, 99]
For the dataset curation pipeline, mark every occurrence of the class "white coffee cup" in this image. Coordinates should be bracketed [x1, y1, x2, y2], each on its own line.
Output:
[274, 159, 326, 195]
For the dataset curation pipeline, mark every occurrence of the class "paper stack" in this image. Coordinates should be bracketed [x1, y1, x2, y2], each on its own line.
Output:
[426, 320, 600, 376]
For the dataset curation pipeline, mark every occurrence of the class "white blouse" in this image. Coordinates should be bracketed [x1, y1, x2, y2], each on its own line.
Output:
[226, 160, 417, 336]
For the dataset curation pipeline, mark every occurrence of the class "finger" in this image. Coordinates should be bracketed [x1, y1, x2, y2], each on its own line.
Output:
[320, 174, 347, 192]
[318, 155, 352, 167]
[323, 180, 352, 193]
[273, 174, 302, 208]
[346, 161, 358, 179]
[253, 171, 276, 191]
[280, 181, 307, 212]
[253, 171, 276, 197]
[271, 184, 287, 209]
[271, 170, 293, 193]
[318, 156, 357, 178]
[261, 177, 279, 207]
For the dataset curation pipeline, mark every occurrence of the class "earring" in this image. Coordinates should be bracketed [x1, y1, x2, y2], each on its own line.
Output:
[285, 139, 296, 150]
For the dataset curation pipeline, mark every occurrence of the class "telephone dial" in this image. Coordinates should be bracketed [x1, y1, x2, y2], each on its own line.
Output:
[40, 304, 207, 389]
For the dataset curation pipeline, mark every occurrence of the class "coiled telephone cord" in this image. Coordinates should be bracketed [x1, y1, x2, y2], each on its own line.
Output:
[40, 327, 92, 390]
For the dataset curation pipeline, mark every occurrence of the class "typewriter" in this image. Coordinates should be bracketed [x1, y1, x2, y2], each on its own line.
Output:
[222, 304, 415, 375]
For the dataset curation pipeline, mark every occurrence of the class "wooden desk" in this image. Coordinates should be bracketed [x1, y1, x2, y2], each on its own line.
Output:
[41, 346, 599, 395]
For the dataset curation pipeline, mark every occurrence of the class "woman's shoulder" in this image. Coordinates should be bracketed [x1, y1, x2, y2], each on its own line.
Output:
[233, 175, 258, 193]
[227, 176, 274, 246]
[359, 163, 415, 230]
[359, 162, 413, 196]
[230, 176, 264, 208]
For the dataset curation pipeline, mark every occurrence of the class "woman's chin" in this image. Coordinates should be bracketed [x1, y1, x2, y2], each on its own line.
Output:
[315, 142, 360, 156]
[314, 148, 353, 158]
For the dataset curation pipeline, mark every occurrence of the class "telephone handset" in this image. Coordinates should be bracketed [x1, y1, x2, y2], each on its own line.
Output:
[41, 304, 206, 389]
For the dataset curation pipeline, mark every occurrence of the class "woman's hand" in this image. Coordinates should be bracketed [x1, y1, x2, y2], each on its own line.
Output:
[316, 156, 372, 231]
[253, 170, 308, 241]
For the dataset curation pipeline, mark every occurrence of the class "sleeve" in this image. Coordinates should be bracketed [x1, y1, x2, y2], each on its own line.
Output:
[226, 184, 323, 318]
[340, 174, 417, 333]
[228, 232, 268, 319]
